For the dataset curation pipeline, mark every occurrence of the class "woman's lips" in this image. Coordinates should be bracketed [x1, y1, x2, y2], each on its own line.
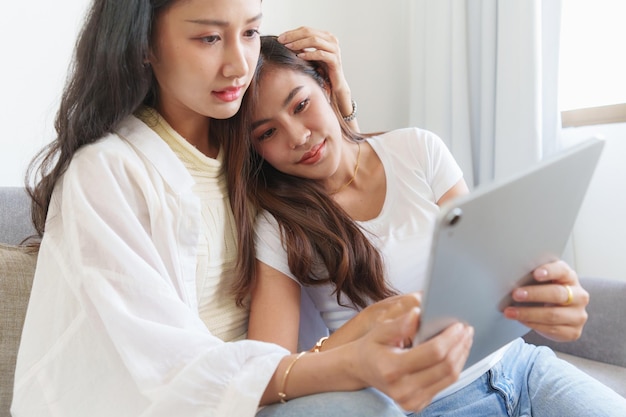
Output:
[299, 140, 326, 164]
[213, 86, 244, 102]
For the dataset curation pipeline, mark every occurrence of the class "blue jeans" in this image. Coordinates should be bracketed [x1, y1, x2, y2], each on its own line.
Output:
[256, 388, 404, 417]
[257, 338, 626, 417]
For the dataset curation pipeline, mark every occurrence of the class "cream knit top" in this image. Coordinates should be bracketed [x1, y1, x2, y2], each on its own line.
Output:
[137, 108, 247, 342]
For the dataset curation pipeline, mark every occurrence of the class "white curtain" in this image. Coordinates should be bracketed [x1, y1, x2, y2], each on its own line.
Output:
[408, 0, 562, 188]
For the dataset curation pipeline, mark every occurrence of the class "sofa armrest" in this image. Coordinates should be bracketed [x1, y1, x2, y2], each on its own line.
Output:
[523, 276, 626, 367]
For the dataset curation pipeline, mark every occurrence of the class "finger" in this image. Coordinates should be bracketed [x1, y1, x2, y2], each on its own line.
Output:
[366, 293, 423, 326]
[277, 29, 340, 56]
[402, 292, 423, 307]
[532, 259, 577, 284]
[294, 49, 340, 68]
[503, 303, 588, 342]
[392, 325, 474, 411]
[520, 321, 585, 342]
[511, 282, 589, 306]
[278, 27, 336, 48]
[381, 293, 422, 319]
[505, 303, 587, 326]
[404, 322, 469, 371]
[284, 38, 339, 58]
[277, 26, 314, 43]
[369, 307, 421, 347]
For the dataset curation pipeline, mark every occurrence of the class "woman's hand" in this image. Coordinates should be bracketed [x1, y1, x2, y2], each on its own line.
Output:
[278, 27, 357, 128]
[352, 310, 474, 412]
[322, 293, 422, 350]
[262, 309, 473, 413]
[503, 260, 589, 342]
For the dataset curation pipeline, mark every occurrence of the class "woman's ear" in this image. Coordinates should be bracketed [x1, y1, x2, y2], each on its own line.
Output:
[146, 43, 159, 66]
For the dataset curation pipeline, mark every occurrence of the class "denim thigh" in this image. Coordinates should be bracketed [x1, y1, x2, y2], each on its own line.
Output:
[256, 388, 407, 417]
[413, 338, 626, 417]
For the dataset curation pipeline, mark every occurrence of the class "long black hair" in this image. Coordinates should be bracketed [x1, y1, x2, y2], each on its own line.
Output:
[27, 0, 175, 237]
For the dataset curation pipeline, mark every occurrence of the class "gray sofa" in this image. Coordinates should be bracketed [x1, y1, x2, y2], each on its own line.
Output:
[1, 186, 625, 416]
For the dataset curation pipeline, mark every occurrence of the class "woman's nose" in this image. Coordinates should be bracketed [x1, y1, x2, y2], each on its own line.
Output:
[223, 39, 249, 79]
[286, 124, 310, 149]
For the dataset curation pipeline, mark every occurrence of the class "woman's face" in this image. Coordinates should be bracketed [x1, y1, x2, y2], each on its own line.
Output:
[250, 68, 344, 182]
[149, 0, 262, 122]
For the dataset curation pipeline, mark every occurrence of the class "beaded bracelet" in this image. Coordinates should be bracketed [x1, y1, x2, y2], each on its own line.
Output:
[343, 99, 358, 122]
[278, 351, 307, 403]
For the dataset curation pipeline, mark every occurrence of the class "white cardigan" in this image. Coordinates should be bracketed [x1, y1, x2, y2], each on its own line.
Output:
[12, 116, 287, 417]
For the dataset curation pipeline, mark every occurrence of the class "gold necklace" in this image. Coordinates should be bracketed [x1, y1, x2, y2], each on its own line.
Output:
[330, 142, 361, 195]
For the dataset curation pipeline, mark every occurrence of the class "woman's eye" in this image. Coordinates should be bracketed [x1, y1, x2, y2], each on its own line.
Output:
[294, 98, 310, 114]
[200, 35, 220, 45]
[256, 128, 275, 142]
[244, 29, 260, 39]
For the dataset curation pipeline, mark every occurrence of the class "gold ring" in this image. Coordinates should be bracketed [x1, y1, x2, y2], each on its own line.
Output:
[563, 284, 574, 306]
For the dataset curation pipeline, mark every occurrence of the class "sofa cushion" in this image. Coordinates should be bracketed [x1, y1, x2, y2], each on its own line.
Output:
[0, 244, 37, 416]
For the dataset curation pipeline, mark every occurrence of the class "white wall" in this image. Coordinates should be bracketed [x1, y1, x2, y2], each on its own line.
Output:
[0, 1, 90, 186]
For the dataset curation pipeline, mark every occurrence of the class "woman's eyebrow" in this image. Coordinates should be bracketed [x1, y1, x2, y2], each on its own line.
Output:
[185, 13, 263, 27]
[251, 86, 303, 130]
[282, 86, 303, 108]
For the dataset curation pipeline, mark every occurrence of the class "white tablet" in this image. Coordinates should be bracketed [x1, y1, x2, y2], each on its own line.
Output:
[413, 138, 605, 369]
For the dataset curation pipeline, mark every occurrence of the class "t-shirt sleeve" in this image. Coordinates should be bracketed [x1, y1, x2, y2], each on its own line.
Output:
[414, 129, 464, 202]
[254, 211, 300, 284]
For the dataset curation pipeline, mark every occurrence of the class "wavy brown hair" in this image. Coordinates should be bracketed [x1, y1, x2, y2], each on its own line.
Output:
[222, 36, 397, 309]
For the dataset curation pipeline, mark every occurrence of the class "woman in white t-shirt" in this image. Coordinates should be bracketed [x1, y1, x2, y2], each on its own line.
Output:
[229, 36, 626, 416]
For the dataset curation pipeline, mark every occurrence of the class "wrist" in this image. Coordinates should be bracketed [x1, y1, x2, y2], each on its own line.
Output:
[333, 87, 353, 116]
[342, 99, 357, 122]
[263, 345, 365, 405]
[328, 309, 370, 348]
[311, 336, 329, 352]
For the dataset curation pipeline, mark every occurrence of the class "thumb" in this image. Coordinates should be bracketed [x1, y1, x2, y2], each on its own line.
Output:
[369, 307, 420, 347]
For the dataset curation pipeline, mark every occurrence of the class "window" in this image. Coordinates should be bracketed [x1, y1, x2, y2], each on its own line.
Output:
[559, 0, 626, 126]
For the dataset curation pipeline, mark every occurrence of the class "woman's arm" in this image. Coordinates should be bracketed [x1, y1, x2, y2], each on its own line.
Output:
[436, 178, 470, 206]
[259, 310, 474, 412]
[248, 261, 302, 352]
[246, 266, 473, 411]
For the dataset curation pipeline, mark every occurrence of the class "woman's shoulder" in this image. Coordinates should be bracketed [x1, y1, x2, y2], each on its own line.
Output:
[67, 115, 190, 189]
[67, 131, 144, 184]
[374, 127, 442, 142]
[368, 127, 446, 154]
[255, 210, 280, 236]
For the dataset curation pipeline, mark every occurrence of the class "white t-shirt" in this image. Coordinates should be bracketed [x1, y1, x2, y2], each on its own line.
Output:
[255, 127, 508, 400]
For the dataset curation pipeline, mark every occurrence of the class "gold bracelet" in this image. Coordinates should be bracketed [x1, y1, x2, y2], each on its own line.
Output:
[278, 351, 307, 403]
[312, 336, 329, 353]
